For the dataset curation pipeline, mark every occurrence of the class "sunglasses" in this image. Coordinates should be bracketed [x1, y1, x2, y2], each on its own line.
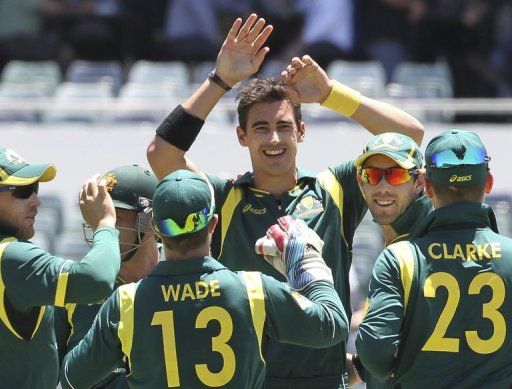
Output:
[429, 147, 490, 168]
[0, 182, 39, 199]
[359, 167, 418, 186]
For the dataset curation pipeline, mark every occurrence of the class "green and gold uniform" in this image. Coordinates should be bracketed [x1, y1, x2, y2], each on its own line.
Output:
[55, 277, 128, 389]
[357, 202, 512, 388]
[0, 227, 120, 388]
[362, 194, 432, 389]
[60, 256, 349, 389]
[208, 164, 366, 388]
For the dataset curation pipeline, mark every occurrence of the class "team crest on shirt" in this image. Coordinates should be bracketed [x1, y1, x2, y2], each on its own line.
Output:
[293, 195, 324, 219]
[103, 173, 118, 192]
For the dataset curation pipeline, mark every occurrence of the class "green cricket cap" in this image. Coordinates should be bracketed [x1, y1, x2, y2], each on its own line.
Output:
[101, 165, 158, 211]
[355, 132, 423, 170]
[152, 170, 215, 237]
[0, 148, 56, 186]
[425, 129, 489, 187]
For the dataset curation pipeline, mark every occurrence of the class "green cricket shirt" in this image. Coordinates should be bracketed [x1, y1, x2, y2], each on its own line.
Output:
[60, 256, 348, 389]
[357, 202, 512, 388]
[208, 163, 366, 388]
[55, 277, 128, 389]
[363, 194, 432, 389]
[0, 227, 120, 388]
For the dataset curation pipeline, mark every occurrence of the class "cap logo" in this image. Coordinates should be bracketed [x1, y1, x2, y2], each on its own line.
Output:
[369, 133, 404, 151]
[450, 174, 472, 183]
[4, 149, 25, 165]
[103, 172, 118, 192]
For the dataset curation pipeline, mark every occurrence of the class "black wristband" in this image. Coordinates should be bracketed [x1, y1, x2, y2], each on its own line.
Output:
[156, 105, 204, 152]
[208, 71, 232, 91]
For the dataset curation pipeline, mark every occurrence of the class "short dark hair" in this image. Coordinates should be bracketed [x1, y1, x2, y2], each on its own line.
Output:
[160, 227, 210, 255]
[430, 180, 486, 204]
[236, 78, 301, 132]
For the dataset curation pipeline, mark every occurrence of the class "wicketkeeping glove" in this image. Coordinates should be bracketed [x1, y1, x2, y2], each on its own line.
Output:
[255, 215, 333, 290]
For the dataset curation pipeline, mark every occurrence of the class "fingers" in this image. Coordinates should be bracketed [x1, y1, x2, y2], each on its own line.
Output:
[291, 57, 305, 69]
[226, 18, 243, 42]
[79, 187, 85, 205]
[245, 17, 266, 42]
[236, 13, 258, 40]
[85, 174, 100, 198]
[302, 55, 315, 65]
[253, 46, 270, 69]
[252, 25, 273, 51]
[97, 178, 108, 198]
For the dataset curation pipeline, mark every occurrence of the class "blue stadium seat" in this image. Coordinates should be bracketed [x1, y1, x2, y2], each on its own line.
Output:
[0, 83, 51, 122]
[128, 60, 189, 87]
[66, 60, 123, 94]
[1, 60, 61, 93]
[327, 60, 387, 98]
[42, 82, 113, 124]
[113, 83, 178, 123]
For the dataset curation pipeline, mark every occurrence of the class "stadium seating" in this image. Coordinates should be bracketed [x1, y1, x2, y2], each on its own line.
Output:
[42, 82, 114, 123]
[66, 60, 123, 95]
[1, 60, 61, 93]
[113, 83, 178, 123]
[128, 60, 189, 88]
[391, 61, 453, 98]
[327, 60, 387, 98]
[0, 83, 50, 122]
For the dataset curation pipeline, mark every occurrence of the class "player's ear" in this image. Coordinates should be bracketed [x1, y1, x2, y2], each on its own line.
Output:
[413, 171, 425, 197]
[209, 214, 219, 234]
[424, 177, 434, 199]
[236, 126, 248, 147]
[484, 172, 493, 195]
[297, 122, 306, 143]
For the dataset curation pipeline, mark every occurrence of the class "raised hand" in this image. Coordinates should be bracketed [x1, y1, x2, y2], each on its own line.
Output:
[215, 14, 273, 87]
[79, 174, 116, 230]
[281, 55, 333, 104]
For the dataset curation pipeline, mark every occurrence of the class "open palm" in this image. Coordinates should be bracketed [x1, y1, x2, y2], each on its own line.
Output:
[215, 14, 273, 87]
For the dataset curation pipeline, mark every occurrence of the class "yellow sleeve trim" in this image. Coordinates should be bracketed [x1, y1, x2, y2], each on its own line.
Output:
[54, 261, 71, 307]
[0, 237, 24, 339]
[242, 271, 266, 364]
[320, 80, 361, 117]
[389, 241, 415, 313]
[118, 283, 137, 371]
[316, 169, 348, 247]
[65, 303, 77, 342]
[220, 186, 243, 256]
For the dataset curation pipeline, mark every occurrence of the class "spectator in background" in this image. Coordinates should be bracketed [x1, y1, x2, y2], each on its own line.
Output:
[159, 0, 251, 62]
[0, 0, 59, 69]
[296, 0, 356, 69]
[410, 0, 505, 98]
[489, 1, 512, 97]
[360, 0, 415, 82]
[42, 0, 125, 62]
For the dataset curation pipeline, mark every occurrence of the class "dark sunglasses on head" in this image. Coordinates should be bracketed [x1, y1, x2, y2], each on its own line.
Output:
[359, 167, 418, 186]
[429, 147, 490, 168]
[0, 182, 39, 199]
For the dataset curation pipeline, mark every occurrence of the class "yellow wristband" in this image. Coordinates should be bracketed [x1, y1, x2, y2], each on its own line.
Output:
[320, 80, 361, 117]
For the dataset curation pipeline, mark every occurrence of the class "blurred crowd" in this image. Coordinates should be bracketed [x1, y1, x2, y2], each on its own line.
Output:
[1, 0, 511, 98]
